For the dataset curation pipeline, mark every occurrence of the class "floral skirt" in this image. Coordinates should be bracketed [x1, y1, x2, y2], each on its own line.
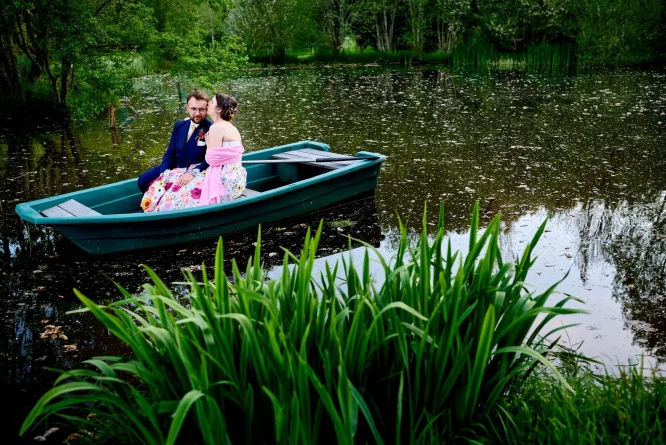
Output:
[141, 163, 247, 212]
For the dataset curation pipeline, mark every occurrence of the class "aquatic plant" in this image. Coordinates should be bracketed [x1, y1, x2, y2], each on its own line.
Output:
[452, 41, 576, 71]
[486, 358, 666, 444]
[20, 203, 584, 443]
[327, 219, 354, 228]
[451, 41, 496, 69]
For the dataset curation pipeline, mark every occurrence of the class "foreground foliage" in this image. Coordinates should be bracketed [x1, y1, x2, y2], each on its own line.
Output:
[21, 204, 584, 443]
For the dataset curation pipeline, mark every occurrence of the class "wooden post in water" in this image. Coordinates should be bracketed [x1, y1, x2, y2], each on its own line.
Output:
[110, 128, 120, 146]
[177, 82, 185, 112]
[177, 82, 184, 103]
[109, 106, 119, 146]
[109, 106, 116, 128]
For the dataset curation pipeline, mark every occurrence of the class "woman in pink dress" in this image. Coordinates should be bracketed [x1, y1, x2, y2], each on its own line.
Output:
[141, 93, 247, 212]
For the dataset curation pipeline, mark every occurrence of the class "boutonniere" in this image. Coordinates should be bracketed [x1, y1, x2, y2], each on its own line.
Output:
[196, 130, 205, 142]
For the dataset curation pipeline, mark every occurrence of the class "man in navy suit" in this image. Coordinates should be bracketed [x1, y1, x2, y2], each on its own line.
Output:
[137, 90, 213, 193]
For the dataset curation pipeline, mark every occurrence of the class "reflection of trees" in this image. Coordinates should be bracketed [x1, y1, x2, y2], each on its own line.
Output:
[606, 195, 666, 357]
[376, 73, 394, 103]
[380, 192, 666, 363]
[0, 122, 90, 205]
[564, 194, 666, 358]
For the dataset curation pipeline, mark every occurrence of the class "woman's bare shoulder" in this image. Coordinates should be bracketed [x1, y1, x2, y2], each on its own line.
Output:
[208, 122, 225, 133]
[227, 126, 242, 140]
[211, 122, 241, 141]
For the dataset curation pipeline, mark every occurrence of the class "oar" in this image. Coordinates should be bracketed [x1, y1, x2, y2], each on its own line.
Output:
[241, 156, 380, 164]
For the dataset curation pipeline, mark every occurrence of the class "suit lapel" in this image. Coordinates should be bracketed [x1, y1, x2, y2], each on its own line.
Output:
[187, 124, 204, 151]
[180, 119, 191, 151]
[182, 119, 210, 151]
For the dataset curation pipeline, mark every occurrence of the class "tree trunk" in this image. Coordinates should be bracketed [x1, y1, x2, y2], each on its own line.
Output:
[322, 0, 356, 54]
[408, 0, 425, 59]
[43, 61, 60, 105]
[111, 127, 120, 146]
[0, 34, 22, 96]
[375, 5, 397, 52]
[388, 4, 396, 51]
[60, 57, 71, 104]
[375, 15, 384, 51]
[447, 26, 457, 52]
[437, 16, 460, 53]
[109, 106, 116, 128]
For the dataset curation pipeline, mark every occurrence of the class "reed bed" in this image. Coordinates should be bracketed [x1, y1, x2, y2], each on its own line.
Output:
[21, 204, 584, 444]
[250, 50, 429, 67]
[452, 42, 576, 72]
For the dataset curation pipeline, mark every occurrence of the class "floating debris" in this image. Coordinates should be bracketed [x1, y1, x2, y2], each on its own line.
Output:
[34, 427, 59, 441]
[40, 325, 68, 341]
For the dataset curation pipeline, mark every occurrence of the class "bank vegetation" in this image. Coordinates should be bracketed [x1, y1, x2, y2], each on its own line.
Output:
[1, 0, 665, 118]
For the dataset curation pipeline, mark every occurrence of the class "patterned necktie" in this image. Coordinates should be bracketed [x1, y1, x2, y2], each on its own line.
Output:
[186, 122, 197, 141]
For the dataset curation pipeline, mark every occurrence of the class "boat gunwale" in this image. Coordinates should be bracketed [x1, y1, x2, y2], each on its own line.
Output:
[15, 142, 385, 225]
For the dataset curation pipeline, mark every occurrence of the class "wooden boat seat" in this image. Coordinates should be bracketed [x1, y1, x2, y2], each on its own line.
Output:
[240, 188, 260, 198]
[41, 199, 102, 218]
[271, 148, 358, 170]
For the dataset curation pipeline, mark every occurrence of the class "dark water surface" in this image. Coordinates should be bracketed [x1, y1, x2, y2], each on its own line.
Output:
[1, 67, 665, 441]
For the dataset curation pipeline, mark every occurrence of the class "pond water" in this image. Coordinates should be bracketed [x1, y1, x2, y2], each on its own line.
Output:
[1, 66, 665, 440]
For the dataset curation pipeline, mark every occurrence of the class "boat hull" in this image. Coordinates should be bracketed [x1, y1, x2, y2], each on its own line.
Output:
[15, 141, 384, 255]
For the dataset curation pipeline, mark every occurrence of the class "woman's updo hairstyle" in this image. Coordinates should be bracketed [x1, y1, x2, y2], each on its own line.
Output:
[215, 92, 239, 121]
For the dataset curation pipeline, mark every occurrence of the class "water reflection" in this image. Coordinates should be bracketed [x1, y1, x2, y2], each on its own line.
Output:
[593, 194, 666, 357]
[1, 67, 665, 440]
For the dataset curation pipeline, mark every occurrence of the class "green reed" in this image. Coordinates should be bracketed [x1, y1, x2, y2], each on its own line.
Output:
[452, 41, 496, 69]
[485, 358, 666, 444]
[452, 42, 576, 71]
[21, 203, 585, 444]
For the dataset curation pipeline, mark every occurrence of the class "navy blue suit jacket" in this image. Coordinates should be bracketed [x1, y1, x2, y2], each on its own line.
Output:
[159, 118, 213, 173]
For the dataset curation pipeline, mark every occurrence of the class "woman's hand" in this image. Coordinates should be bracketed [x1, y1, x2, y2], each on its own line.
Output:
[178, 172, 195, 186]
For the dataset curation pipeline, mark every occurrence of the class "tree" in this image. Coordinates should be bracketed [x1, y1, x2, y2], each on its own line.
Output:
[289, 0, 327, 52]
[472, 0, 575, 51]
[361, 0, 399, 52]
[0, 0, 92, 104]
[318, 0, 360, 53]
[474, 0, 525, 50]
[434, 0, 470, 52]
[571, 0, 664, 65]
[229, 0, 296, 57]
[405, 0, 428, 57]
[0, 0, 155, 105]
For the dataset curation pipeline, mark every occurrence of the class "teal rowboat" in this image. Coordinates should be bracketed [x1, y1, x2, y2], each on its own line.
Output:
[15, 141, 385, 255]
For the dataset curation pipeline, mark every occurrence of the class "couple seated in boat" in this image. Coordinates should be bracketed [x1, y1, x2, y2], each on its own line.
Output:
[138, 90, 246, 212]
